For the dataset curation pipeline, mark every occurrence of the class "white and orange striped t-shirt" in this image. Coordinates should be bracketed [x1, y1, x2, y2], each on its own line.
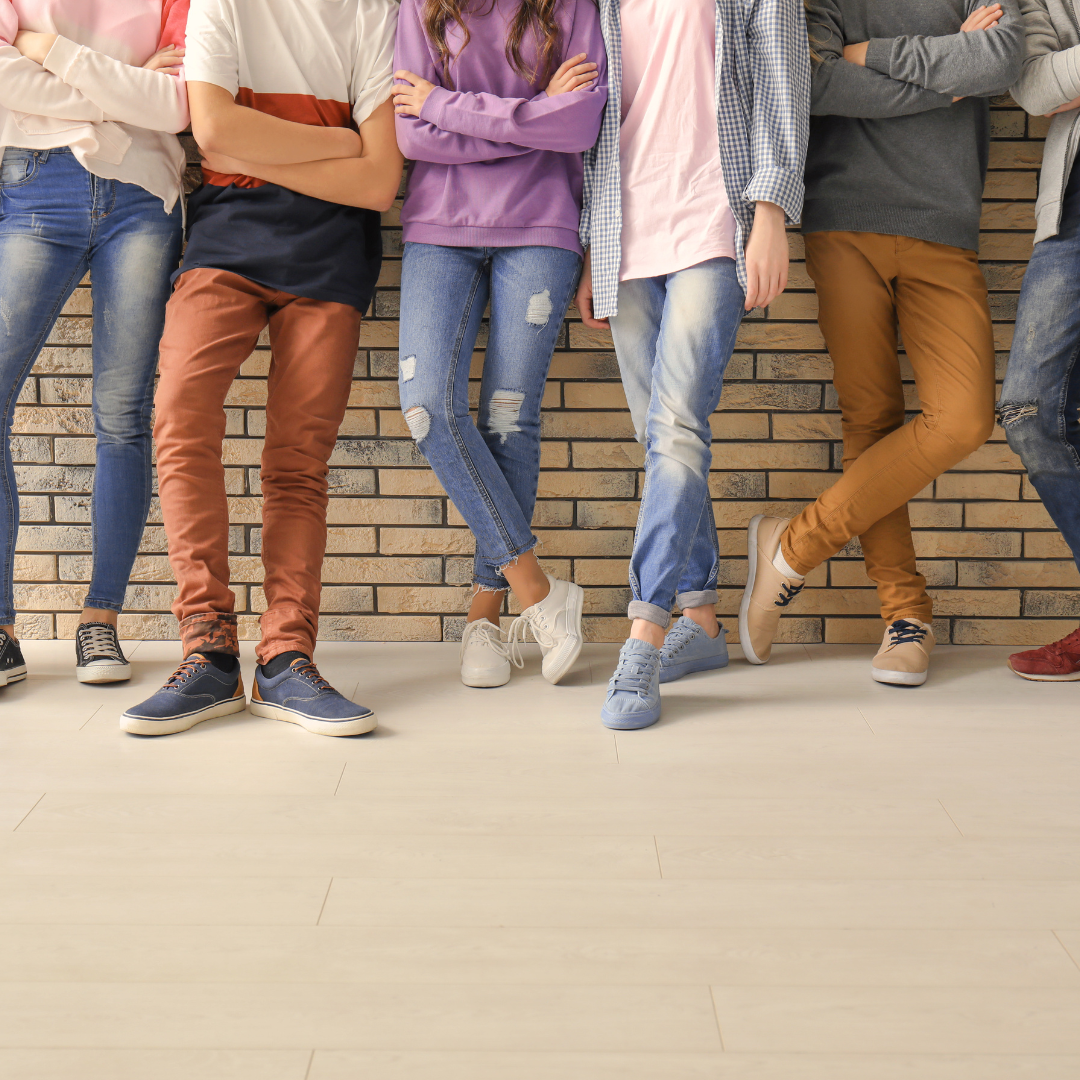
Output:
[179, 0, 397, 310]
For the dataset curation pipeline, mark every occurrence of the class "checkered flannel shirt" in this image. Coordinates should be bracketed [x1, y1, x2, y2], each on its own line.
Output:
[580, 0, 811, 319]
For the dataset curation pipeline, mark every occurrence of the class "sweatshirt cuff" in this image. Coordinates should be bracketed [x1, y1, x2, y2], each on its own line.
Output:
[42, 34, 83, 82]
[863, 38, 895, 78]
[418, 85, 451, 129]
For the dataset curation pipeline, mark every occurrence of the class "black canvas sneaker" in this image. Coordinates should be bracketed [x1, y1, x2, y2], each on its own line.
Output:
[75, 622, 131, 684]
[0, 628, 27, 687]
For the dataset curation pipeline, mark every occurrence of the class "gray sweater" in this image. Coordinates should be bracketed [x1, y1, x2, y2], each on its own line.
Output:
[1010, 0, 1080, 243]
[804, 0, 1025, 251]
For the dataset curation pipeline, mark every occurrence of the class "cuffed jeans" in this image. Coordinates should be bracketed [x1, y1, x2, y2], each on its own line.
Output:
[397, 243, 581, 591]
[608, 258, 744, 628]
[1000, 158, 1080, 573]
[0, 147, 182, 625]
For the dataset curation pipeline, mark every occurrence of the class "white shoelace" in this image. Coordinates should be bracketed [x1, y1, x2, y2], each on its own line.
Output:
[467, 620, 521, 669]
[78, 624, 122, 663]
[506, 610, 557, 669]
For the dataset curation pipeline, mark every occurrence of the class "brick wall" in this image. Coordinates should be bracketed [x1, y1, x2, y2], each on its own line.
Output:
[12, 98, 1079, 647]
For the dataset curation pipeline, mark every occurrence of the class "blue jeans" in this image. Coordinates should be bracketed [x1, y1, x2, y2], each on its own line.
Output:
[1002, 159, 1080, 573]
[0, 147, 183, 623]
[609, 258, 745, 627]
[398, 243, 581, 591]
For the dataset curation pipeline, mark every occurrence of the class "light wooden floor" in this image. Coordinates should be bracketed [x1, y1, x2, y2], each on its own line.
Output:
[1, 637, 1078, 1079]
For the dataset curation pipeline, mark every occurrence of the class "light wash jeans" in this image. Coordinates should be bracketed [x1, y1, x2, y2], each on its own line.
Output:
[609, 257, 745, 627]
[398, 243, 581, 590]
[1001, 158, 1080, 572]
[0, 147, 183, 623]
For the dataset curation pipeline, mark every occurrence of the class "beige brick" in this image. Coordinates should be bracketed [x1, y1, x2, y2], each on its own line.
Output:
[756, 353, 833, 381]
[771, 413, 843, 440]
[378, 469, 445, 496]
[719, 384, 821, 410]
[322, 556, 441, 583]
[710, 472, 767, 499]
[1023, 591, 1080, 617]
[541, 412, 635, 439]
[251, 585, 373, 614]
[326, 498, 442, 526]
[573, 559, 631, 585]
[715, 442, 831, 470]
[935, 473, 1021, 500]
[735, 323, 825, 350]
[572, 442, 644, 469]
[709, 413, 771, 439]
[534, 529, 634, 557]
[952, 618, 1074, 645]
[768, 471, 836, 498]
[349, 381, 400, 408]
[563, 383, 627, 409]
[15, 613, 54, 639]
[914, 531, 1022, 558]
[536, 472, 636, 499]
[927, 589, 1021, 617]
[13, 554, 56, 581]
[376, 586, 470, 613]
[766, 292, 818, 319]
[324, 527, 378, 554]
[947, 443, 1024, 471]
[380, 528, 474, 554]
[959, 560, 1080, 589]
[576, 501, 638, 528]
[909, 502, 963, 528]
[823, 618, 888, 644]
[1024, 532, 1073, 559]
[964, 501, 1057, 529]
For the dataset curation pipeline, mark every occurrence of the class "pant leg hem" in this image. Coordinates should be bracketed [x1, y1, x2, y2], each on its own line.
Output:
[179, 612, 239, 657]
[780, 534, 814, 578]
[82, 597, 124, 614]
[885, 610, 934, 625]
[627, 600, 672, 627]
[676, 590, 718, 610]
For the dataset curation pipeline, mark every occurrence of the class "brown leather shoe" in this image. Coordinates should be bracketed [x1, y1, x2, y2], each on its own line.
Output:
[872, 619, 935, 686]
[738, 515, 804, 665]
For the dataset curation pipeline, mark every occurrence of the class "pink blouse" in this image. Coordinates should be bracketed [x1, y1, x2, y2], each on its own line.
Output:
[618, 0, 737, 282]
[0, 0, 189, 210]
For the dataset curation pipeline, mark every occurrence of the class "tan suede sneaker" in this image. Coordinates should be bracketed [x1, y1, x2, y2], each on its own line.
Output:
[738, 515, 804, 665]
[872, 619, 935, 686]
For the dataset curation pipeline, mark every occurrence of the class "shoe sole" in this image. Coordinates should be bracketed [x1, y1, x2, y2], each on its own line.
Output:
[659, 652, 729, 684]
[461, 667, 511, 688]
[77, 663, 131, 684]
[738, 515, 768, 666]
[871, 666, 927, 687]
[121, 692, 247, 735]
[248, 698, 377, 737]
[1008, 661, 1080, 682]
[541, 582, 584, 685]
[0, 665, 27, 687]
[601, 703, 662, 730]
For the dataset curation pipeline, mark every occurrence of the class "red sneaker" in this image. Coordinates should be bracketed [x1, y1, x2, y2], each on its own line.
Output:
[1008, 627, 1080, 681]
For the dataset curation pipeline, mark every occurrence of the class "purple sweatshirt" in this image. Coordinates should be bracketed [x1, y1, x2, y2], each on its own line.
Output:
[394, 0, 607, 254]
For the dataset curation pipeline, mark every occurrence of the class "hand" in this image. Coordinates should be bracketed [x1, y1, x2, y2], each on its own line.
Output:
[743, 202, 789, 312]
[843, 41, 868, 66]
[144, 44, 185, 75]
[961, 4, 1002, 32]
[546, 53, 598, 96]
[393, 70, 437, 117]
[1046, 95, 1080, 116]
[13, 30, 57, 65]
[575, 250, 609, 329]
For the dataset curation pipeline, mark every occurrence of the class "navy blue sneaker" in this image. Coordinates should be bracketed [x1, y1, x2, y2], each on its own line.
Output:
[601, 639, 662, 730]
[0, 628, 27, 687]
[250, 657, 376, 736]
[659, 616, 729, 684]
[120, 654, 246, 735]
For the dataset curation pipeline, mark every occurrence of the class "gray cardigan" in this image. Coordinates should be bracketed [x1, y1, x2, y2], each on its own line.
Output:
[1012, 0, 1080, 242]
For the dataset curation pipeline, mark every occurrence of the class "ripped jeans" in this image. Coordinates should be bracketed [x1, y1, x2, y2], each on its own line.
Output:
[398, 243, 581, 591]
[0, 147, 183, 625]
[609, 258, 744, 627]
[1000, 158, 1080, 572]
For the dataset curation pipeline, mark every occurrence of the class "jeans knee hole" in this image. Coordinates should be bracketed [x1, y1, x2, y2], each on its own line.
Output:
[525, 290, 552, 326]
[404, 405, 430, 442]
[486, 390, 525, 444]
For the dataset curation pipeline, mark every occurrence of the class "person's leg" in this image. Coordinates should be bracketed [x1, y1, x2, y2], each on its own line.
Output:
[603, 259, 743, 725]
[0, 148, 90, 648]
[803, 230, 931, 625]
[154, 269, 270, 660]
[257, 293, 361, 665]
[80, 179, 183, 669]
[999, 177, 1080, 680]
[473, 246, 582, 609]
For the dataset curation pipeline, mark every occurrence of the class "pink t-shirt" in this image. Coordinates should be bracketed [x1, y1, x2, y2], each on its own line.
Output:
[618, 0, 737, 282]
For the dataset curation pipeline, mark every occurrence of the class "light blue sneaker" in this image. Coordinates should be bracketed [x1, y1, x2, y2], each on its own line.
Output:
[120, 654, 246, 736]
[250, 657, 377, 736]
[659, 616, 729, 684]
[601, 639, 662, 730]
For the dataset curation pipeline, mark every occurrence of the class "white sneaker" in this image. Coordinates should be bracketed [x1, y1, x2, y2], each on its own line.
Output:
[460, 619, 512, 688]
[508, 573, 584, 684]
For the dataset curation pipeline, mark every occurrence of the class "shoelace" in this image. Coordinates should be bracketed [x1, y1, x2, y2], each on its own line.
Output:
[661, 621, 699, 659]
[466, 621, 520, 669]
[774, 581, 804, 608]
[291, 661, 333, 692]
[506, 610, 556, 669]
[78, 623, 122, 662]
[609, 650, 659, 699]
[886, 620, 928, 647]
[163, 657, 209, 689]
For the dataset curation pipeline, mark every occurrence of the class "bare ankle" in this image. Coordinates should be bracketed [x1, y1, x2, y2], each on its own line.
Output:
[629, 619, 665, 650]
[682, 605, 719, 638]
[81, 607, 118, 627]
[467, 587, 505, 625]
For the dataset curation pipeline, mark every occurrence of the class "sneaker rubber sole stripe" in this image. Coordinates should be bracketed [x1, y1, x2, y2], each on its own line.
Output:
[1008, 662, 1080, 682]
[120, 692, 247, 736]
[248, 698, 377, 737]
[541, 583, 584, 685]
[738, 515, 767, 666]
[77, 662, 131, 684]
[0, 665, 27, 687]
[871, 666, 927, 687]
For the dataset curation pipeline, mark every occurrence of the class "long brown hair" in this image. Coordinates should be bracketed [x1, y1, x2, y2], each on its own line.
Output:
[422, 0, 563, 91]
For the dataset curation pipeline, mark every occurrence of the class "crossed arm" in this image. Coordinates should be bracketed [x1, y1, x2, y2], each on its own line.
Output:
[189, 81, 404, 212]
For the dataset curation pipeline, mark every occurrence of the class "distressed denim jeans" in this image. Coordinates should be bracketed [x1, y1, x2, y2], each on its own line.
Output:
[398, 243, 581, 590]
[0, 147, 183, 624]
[609, 258, 744, 627]
[1001, 159, 1080, 572]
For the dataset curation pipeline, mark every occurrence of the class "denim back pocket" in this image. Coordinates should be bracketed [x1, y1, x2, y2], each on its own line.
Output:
[0, 148, 38, 188]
